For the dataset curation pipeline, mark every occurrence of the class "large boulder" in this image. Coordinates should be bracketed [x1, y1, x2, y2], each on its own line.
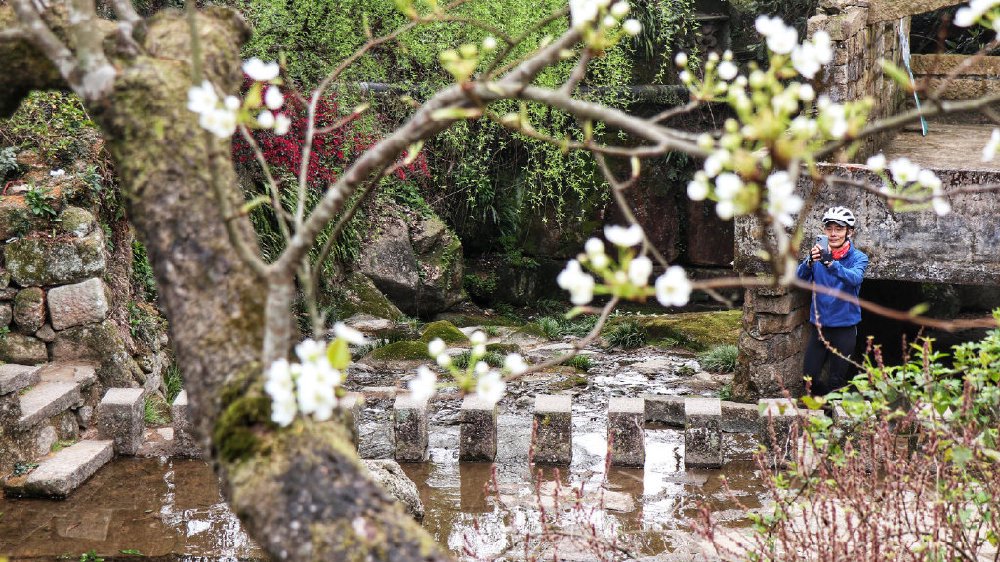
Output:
[361, 459, 425, 521]
[51, 319, 143, 387]
[359, 207, 464, 317]
[4, 228, 105, 287]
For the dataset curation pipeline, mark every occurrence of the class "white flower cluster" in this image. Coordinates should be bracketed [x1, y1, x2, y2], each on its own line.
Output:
[556, 224, 693, 308]
[955, 0, 1000, 31]
[569, 0, 642, 39]
[418, 330, 525, 405]
[755, 15, 798, 55]
[983, 128, 1000, 162]
[264, 322, 368, 427]
[185, 58, 292, 139]
[867, 154, 950, 216]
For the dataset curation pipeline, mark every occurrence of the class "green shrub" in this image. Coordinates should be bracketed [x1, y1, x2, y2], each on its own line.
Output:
[698, 344, 739, 373]
[143, 396, 170, 426]
[604, 319, 647, 349]
[565, 354, 593, 371]
[452, 350, 504, 370]
[164, 363, 183, 404]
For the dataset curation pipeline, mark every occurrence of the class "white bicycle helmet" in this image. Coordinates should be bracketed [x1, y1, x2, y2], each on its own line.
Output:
[822, 206, 856, 227]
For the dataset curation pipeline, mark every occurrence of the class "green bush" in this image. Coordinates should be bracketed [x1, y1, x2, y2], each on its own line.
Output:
[697, 344, 739, 373]
[565, 354, 593, 371]
[603, 319, 647, 349]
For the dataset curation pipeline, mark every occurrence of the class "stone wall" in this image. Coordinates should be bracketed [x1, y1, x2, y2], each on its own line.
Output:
[911, 54, 1000, 101]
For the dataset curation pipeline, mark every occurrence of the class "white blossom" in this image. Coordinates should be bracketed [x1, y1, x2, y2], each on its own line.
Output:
[604, 223, 644, 247]
[798, 83, 815, 102]
[504, 353, 528, 375]
[271, 394, 298, 427]
[983, 128, 1000, 162]
[703, 150, 729, 177]
[264, 86, 285, 111]
[476, 371, 506, 404]
[585, 237, 606, 259]
[257, 109, 275, 129]
[408, 366, 437, 403]
[265, 359, 295, 401]
[717, 60, 738, 81]
[866, 153, 887, 173]
[622, 19, 642, 36]
[714, 172, 743, 200]
[627, 256, 653, 286]
[557, 259, 596, 305]
[654, 265, 692, 307]
[888, 157, 920, 184]
[198, 107, 238, 138]
[187, 80, 218, 114]
[955, 0, 1000, 26]
[427, 338, 447, 358]
[224, 95, 241, 111]
[470, 331, 487, 346]
[274, 114, 292, 136]
[334, 321, 369, 345]
[482, 36, 498, 51]
[610, 2, 629, 18]
[715, 199, 735, 220]
[687, 174, 710, 201]
[917, 169, 942, 190]
[766, 172, 802, 227]
[791, 31, 832, 78]
[243, 58, 280, 81]
[569, 0, 600, 28]
[472, 343, 487, 357]
[674, 52, 688, 67]
[436, 353, 453, 368]
[932, 196, 952, 216]
[756, 15, 797, 54]
[294, 339, 326, 363]
[475, 361, 489, 375]
[296, 368, 337, 421]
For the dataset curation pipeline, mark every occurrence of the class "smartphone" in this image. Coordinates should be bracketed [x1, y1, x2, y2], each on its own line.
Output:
[816, 235, 832, 263]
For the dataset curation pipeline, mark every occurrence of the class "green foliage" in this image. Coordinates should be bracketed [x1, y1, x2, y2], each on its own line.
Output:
[565, 354, 593, 371]
[603, 318, 647, 348]
[51, 439, 77, 453]
[463, 272, 498, 303]
[0, 146, 19, 180]
[143, 396, 171, 426]
[534, 314, 599, 340]
[368, 340, 431, 360]
[0, 91, 97, 165]
[12, 462, 38, 476]
[718, 382, 733, 401]
[419, 320, 469, 343]
[697, 344, 739, 373]
[24, 185, 57, 219]
[452, 349, 504, 369]
[164, 363, 184, 404]
[118, 549, 144, 557]
[127, 301, 165, 346]
[131, 240, 157, 302]
[0, 326, 9, 341]
[79, 550, 105, 562]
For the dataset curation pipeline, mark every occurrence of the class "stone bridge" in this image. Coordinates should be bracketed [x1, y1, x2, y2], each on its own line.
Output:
[732, 0, 1000, 400]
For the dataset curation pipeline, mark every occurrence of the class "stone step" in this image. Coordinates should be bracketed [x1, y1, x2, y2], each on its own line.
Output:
[37, 362, 97, 387]
[17, 381, 82, 431]
[4, 440, 113, 499]
[0, 364, 41, 395]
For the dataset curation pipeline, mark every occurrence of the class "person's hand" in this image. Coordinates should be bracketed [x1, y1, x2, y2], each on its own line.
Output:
[810, 244, 821, 263]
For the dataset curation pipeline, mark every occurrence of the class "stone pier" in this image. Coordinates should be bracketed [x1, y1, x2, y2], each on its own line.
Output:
[684, 397, 723, 469]
[758, 398, 800, 467]
[608, 397, 644, 467]
[642, 394, 684, 426]
[460, 394, 497, 462]
[532, 395, 572, 465]
[97, 388, 144, 456]
[393, 393, 429, 462]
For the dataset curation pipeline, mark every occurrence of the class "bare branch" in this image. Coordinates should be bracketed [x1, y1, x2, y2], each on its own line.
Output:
[829, 175, 1000, 204]
[649, 100, 699, 124]
[10, 0, 77, 80]
[237, 124, 292, 242]
[110, 0, 140, 24]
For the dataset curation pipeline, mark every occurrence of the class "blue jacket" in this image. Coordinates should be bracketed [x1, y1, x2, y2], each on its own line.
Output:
[795, 243, 869, 328]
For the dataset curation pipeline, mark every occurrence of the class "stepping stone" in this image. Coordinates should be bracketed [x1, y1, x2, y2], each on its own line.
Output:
[684, 397, 723, 468]
[38, 363, 97, 387]
[0, 364, 40, 395]
[171, 390, 202, 459]
[393, 393, 429, 462]
[459, 394, 497, 462]
[720, 400, 759, 433]
[642, 394, 684, 425]
[608, 397, 645, 467]
[4, 440, 113, 498]
[532, 395, 572, 465]
[759, 398, 801, 466]
[97, 388, 144, 455]
[18, 382, 81, 431]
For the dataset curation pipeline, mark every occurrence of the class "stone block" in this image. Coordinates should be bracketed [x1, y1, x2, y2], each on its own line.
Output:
[827, 7, 866, 41]
[47, 278, 109, 330]
[97, 388, 145, 455]
[0, 363, 40, 395]
[721, 401, 760, 433]
[746, 289, 809, 315]
[753, 306, 810, 336]
[393, 393, 429, 462]
[4, 230, 106, 288]
[171, 390, 203, 459]
[0, 302, 11, 327]
[532, 394, 572, 465]
[684, 397, 723, 468]
[608, 397, 645, 467]
[18, 382, 81, 430]
[460, 394, 497, 462]
[759, 398, 802, 466]
[35, 323, 55, 342]
[7, 440, 114, 499]
[642, 394, 685, 426]
[13, 287, 45, 333]
[739, 323, 807, 364]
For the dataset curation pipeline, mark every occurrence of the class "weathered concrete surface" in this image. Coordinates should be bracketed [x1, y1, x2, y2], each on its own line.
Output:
[867, 0, 965, 22]
[393, 394, 429, 462]
[758, 399, 801, 467]
[721, 401, 760, 434]
[459, 394, 497, 462]
[17, 382, 81, 430]
[97, 388, 145, 455]
[608, 397, 645, 467]
[362, 459, 425, 521]
[4, 440, 113, 498]
[532, 394, 572, 465]
[47, 277, 110, 330]
[684, 397, 723, 469]
[642, 394, 685, 426]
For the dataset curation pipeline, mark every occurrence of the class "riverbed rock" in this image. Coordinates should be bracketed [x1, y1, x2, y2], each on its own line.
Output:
[362, 459, 425, 520]
[47, 277, 109, 330]
[359, 206, 464, 316]
[13, 287, 45, 333]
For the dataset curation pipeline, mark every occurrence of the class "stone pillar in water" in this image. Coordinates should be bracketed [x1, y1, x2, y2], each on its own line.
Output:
[608, 397, 644, 467]
[532, 394, 572, 465]
[393, 393, 428, 462]
[758, 398, 800, 467]
[97, 388, 144, 456]
[684, 397, 723, 468]
[459, 394, 497, 462]
[732, 286, 811, 401]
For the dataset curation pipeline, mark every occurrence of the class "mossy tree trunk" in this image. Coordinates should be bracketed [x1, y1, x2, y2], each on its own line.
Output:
[0, 6, 448, 560]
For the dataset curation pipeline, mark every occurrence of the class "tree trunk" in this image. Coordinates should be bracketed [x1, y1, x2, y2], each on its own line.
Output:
[1, 7, 449, 560]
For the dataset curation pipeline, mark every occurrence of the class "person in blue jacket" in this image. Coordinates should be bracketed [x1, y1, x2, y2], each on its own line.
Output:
[796, 206, 869, 396]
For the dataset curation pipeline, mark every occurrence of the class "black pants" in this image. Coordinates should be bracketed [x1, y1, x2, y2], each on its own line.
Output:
[803, 324, 857, 396]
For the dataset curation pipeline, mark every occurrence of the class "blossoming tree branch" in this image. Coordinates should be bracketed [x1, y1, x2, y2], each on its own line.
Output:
[4, 0, 1000, 559]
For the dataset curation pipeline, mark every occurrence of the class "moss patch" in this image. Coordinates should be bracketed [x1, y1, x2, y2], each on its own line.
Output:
[514, 323, 549, 339]
[485, 342, 520, 354]
[333, 271, 404, 321]
[418, 320, 468, 344]
[628, 310, 742, 352]
[433, 312, 521, 328]
[367, 340, 430, 361]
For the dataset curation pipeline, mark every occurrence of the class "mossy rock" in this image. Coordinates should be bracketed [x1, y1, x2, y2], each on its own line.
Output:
[4, 229, 106, 286]
[433, 311, 521, 328]
[485, 342, 520, 354]
[550, 374, 589, 391]
[332, 272, 404, 322]
[628, 310, 742, 352]
[514, 322, 548, 339]
[367, 340, 430, 361]
[57, 206, 95, 238]
[418, 320, 468, 344]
